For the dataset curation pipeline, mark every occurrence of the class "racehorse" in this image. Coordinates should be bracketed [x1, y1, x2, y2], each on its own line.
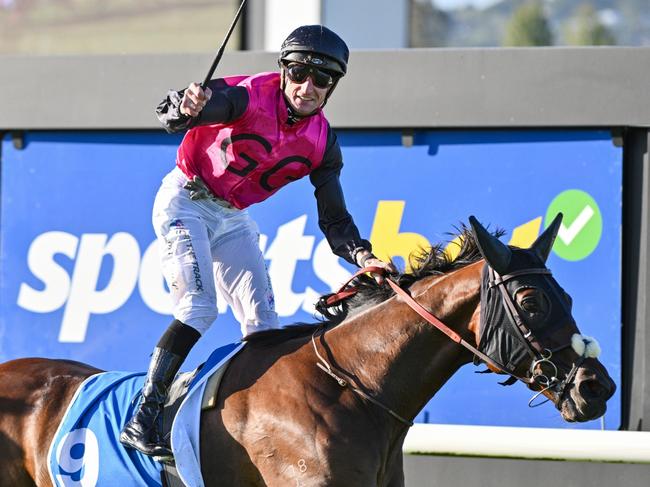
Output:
[0, 215, 615, 486]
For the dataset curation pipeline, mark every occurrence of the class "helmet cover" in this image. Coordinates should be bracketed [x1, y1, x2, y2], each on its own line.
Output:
[279, 25, 349, 75]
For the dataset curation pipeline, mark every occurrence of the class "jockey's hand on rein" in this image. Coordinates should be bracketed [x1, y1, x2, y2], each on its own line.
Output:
[357, 252, 397, 285]
[180, 82, 212, 118]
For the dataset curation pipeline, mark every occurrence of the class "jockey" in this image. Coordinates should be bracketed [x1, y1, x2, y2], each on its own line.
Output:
[119, 25, 395, 458]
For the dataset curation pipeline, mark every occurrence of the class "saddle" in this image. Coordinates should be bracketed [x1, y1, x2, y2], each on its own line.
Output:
[48, 342, 244, 487]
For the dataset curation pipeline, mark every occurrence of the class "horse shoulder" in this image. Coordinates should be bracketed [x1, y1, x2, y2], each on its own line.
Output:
[200, 338, 312, 483]
[200, 336, 392, 485]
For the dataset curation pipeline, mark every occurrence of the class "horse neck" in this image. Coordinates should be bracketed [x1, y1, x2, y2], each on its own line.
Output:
[326, 260, 483, 422]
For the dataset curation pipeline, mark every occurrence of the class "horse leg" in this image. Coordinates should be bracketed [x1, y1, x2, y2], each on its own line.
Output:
[0, 358, 99, 486]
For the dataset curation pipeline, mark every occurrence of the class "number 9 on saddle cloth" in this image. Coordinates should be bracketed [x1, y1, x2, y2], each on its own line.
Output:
[48, 343, 244, 487]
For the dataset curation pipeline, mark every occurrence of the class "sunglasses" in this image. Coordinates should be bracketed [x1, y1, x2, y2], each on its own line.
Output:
[284, 62, 337, 89]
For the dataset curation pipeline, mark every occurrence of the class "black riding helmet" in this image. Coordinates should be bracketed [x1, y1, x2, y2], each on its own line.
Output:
[279, 25, 349, 76]
[278, 25, 349, 113]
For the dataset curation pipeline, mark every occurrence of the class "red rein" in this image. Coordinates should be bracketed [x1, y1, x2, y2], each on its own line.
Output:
[323, 266, 510, 379]
[324, 266, 462, 343]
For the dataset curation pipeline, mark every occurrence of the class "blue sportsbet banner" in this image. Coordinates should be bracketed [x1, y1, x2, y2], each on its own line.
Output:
[0, 130, 622, 429]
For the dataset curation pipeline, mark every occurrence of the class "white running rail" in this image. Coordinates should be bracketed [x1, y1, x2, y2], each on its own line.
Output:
[403, 424, 650, 464]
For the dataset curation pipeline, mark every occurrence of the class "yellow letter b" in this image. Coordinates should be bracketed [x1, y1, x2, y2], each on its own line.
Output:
[369, 201, 430, 272]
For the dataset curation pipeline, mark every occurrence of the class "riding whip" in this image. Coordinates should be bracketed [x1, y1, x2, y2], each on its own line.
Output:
[201, 0, 248, 89]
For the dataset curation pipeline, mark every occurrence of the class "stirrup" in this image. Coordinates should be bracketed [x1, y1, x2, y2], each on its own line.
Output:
[120, 434, 173, 459]
[153, 452, 175, 465]
[151, 432, 174, 462]
[119, 417, 171, 458]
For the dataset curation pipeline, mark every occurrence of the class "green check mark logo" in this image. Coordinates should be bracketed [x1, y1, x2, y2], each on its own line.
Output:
[545, 190, 602, 261]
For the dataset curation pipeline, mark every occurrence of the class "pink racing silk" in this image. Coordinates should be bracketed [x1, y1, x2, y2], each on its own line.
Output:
[176, 72, 329, 209]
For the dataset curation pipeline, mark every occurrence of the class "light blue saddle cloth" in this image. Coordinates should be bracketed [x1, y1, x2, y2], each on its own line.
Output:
[48, 342, 244, 487]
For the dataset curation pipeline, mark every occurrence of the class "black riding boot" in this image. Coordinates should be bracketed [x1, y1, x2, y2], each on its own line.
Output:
[120, 320, 201, 458]
[119, 347, 183, 458]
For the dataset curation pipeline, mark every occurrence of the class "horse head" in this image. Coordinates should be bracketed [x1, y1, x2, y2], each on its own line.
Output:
[469, 214, 616, 423]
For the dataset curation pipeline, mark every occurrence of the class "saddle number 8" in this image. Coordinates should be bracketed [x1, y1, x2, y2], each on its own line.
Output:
[54, 428, 100, 487]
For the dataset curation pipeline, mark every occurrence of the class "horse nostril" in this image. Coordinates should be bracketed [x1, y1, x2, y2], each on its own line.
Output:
[578, 378, 608, 400]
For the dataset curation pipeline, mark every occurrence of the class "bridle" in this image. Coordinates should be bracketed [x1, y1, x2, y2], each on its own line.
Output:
[484, 265, 588, 407]
[313, 263, 592, 426]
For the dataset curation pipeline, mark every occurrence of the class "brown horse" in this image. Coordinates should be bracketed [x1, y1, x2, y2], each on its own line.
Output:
[0, 215, 615, 486]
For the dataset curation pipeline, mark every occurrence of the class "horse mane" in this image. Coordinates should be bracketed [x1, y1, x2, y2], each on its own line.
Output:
[244, 224, 503, 345]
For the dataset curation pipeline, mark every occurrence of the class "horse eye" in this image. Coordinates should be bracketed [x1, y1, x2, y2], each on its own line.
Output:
[520, 297, 540, 313]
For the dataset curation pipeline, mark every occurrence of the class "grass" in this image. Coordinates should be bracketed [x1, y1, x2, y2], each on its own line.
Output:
[0, 0, 240, 55]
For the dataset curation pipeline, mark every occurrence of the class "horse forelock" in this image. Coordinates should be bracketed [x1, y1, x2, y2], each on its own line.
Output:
[244, 224, 502, 345]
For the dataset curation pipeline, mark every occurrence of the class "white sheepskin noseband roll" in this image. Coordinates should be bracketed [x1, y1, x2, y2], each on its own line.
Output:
[571, 333, 602, 358]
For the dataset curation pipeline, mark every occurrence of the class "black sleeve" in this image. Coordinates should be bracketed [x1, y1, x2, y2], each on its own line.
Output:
[155, 78, 249, 134]
[310, 127, 372, 266]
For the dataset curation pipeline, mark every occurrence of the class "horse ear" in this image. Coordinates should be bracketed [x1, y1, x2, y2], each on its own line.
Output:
[531, 212, 563, 263]
[469, 215, 512, 275]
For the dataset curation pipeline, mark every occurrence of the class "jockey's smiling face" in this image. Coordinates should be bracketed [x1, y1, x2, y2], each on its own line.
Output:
[282, 62, 334, 116]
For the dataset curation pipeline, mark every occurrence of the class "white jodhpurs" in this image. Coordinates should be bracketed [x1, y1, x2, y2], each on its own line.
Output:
[152, 167, 279, 336]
